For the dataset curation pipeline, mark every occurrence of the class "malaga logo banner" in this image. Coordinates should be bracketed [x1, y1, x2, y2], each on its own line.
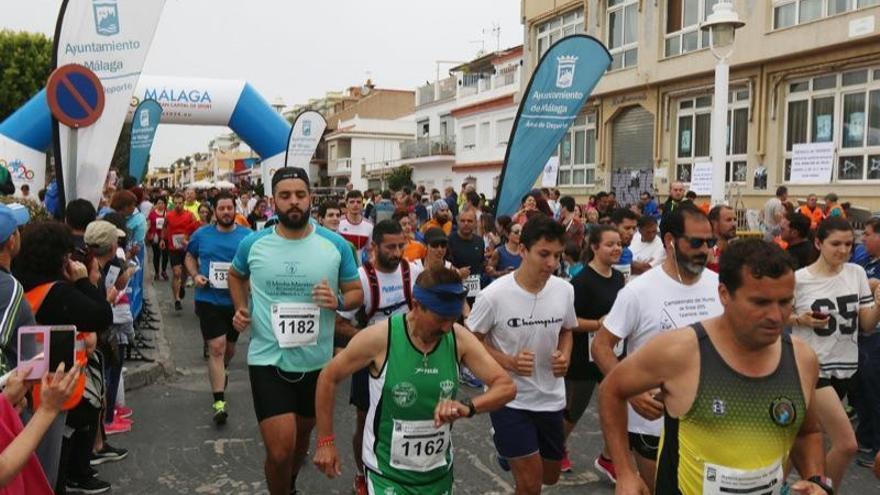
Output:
[495, 35, 611, 217]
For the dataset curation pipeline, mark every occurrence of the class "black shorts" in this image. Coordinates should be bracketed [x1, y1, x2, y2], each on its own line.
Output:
[628, 432, 660, 460]
[248, 365, 321, 422]
[349, 367, 369, 411]
[563, 378, 597, 423]
[169, 250, 185, 267]
[817, 376, 851, 400]
[194, 301, 239, 343]
[489, 406, 565, 461]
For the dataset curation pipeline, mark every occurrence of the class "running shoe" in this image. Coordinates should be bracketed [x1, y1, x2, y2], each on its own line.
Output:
[496, 454, 511, 472]
[104, 417, 131, 436]
[560, 449, 572, 473]
[459, 366, 483, 388]
[161, 271, 168, 281]
[353, 474, 368, 495]
[856, 449, 876, 468]
[213, 400, 228, 425]
[594, 454, 617, 484]
[90, 444, 129, 465]
[116, 405, 133, 419]
[66, 477, 111, 494]
[174, 300, 182, 311]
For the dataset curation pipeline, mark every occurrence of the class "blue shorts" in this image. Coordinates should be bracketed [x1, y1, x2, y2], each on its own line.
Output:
[489, 406, 565, 461]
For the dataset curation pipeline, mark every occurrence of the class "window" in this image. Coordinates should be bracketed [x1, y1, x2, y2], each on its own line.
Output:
[773, 0, 877, 29]
[479, 122, 490, 148]
[784, 69, 880, 181]
[417, 119, 429, 137]
[608, 0, 638, 70]
[497, 118, 514, 145]
[675, 90, 750, 184]
[665, 0, 718, 57]
[536, 9, 584, 60]
[461, 125, 476, 150]
[556, 112, 597, 186]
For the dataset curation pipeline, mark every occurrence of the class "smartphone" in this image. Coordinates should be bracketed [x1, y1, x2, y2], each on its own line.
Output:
[811, 311, 830, 320]
[48, 326, 76, 371]
[17, 326, 50, 380]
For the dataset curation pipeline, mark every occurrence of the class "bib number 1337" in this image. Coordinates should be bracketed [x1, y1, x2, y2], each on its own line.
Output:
[271, 303, 320, 348]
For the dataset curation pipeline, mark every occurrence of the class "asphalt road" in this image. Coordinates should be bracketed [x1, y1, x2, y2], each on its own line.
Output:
[98, 275, 880, 494]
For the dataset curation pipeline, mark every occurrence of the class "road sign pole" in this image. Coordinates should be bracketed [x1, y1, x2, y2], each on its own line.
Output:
[66, 130, 78, 203]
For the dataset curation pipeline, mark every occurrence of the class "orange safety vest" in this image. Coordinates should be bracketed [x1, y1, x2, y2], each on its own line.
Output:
[25, 283, 87, 411]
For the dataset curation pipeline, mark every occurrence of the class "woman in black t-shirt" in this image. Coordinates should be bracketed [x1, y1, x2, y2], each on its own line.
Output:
[563, 225, 625, 474]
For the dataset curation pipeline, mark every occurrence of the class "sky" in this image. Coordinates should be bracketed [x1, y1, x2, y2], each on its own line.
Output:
[4, 0, 522, 169]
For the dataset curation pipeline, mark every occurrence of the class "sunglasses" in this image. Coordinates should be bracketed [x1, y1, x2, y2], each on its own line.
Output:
[510, 229, 522, 235]
[429, 241, 448, 248]
[679, 236, 718, 249]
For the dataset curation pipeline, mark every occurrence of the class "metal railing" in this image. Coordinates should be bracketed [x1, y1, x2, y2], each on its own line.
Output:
[332, 158, 352, 171]
[400, 135, 456, 159]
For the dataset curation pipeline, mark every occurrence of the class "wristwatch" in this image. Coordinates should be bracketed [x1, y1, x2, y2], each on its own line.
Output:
[461, 398, 477, 418]
[807, 475, 833, 495]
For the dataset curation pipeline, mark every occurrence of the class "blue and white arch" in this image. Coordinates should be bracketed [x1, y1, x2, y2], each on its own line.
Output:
[0, 75, 291, 193]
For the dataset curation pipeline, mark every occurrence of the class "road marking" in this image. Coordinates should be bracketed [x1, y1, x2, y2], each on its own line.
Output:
[204, 437, 253, 455]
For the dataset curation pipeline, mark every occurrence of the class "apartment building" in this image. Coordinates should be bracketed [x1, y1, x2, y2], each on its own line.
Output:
[403, 76, 458, 193]
[522, 0, 880, 209]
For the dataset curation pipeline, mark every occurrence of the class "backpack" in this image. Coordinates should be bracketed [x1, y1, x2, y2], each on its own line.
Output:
[355, 260, 412, 327]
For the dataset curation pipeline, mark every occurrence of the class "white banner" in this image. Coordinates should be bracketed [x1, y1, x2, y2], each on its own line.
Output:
[55, 0, 167, 206]
[0, 136, 46, 196]
[689, 161, 714, 196]
[285, 111, 327, 168]
[128, 76, 245, 126]
[260, 152, 286, 197]
[790, 142, 835, 184]
[541, 156, 560, 187]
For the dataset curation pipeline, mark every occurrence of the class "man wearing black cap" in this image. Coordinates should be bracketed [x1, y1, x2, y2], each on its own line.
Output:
[313, 266, 515, 494]
[229, 167, 363, 495]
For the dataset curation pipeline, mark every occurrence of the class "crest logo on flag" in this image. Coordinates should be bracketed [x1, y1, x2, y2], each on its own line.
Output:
[556, 55, 578, 89]
[303, 120, 312, 137]
[93, 1, 120, 36]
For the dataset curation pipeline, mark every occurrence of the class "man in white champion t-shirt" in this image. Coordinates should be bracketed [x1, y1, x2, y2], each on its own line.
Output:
[338, 190, 373, 262]
[336, 220, 422, 495]
[467, 215, 578, 494]
[591, 204, 723, 492]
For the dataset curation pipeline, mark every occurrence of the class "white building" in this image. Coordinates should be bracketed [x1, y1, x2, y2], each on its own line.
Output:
[325, 115, 414, 191]
[449, 46, 523, 198]
[403, 76, 458, 193]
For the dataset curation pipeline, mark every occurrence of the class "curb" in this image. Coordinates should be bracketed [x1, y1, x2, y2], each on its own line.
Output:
[124, 283, 174, 391]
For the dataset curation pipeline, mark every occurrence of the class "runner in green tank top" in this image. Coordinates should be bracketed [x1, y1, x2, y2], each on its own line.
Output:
[313, 267, 515, 494]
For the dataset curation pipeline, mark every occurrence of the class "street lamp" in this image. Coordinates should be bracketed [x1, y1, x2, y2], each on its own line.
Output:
[701, 0, 744, 206]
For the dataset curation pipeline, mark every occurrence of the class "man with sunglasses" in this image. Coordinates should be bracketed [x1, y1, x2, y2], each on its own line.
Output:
[591, 204, 723, 492]
[334, 220, 422, 495]
[313, 267, 515, 494]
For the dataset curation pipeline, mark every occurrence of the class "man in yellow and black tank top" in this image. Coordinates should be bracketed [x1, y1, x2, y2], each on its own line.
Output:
[598, 240, 833, 495]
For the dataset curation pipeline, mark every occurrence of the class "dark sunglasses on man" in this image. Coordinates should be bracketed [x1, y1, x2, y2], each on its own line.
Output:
[679, 235, 718, 249]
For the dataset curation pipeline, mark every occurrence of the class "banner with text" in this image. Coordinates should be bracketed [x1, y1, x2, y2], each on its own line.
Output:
[53, 0, 166, 206]
[790, 142, 835, 184]
[128, 99, 162, 183]
[495, 35, 610, 216]
[261, 110, 326, 195]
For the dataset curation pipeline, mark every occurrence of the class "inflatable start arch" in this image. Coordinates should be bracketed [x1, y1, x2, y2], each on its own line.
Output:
[0, 75, 291, 191]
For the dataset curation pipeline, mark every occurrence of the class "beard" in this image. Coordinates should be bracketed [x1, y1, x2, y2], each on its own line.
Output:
[675, 248, 707, 276]
[278, 206, 310, 229]
[376, 250, 401, 271]
[217, 214, 235, 227]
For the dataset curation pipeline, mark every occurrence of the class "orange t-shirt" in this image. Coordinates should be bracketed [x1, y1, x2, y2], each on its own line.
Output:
[403, 240, 427, 262]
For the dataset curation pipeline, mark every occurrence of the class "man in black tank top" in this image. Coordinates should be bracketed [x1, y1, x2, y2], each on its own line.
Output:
[598, 240, 833, 495]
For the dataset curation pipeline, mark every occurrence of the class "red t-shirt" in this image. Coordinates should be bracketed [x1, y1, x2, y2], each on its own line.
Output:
[163, 209, 199, 251]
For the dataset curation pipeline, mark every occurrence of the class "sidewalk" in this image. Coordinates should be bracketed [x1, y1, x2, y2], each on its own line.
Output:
[123, 281, 174, 391]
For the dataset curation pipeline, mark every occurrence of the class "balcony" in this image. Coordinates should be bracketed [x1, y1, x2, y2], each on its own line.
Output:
[416, 77, 457, 107]
[400, 135, 456, 160]
[456, 65, 521, 103]
[329, 157, 352, 176]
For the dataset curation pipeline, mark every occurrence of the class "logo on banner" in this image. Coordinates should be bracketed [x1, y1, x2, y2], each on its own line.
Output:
[303, 120, 312, 137]
[139, 109, 150, 127]
[0, 159, 36, 181]
[92, 1, 120, 36]
[556, 55, 578, 89]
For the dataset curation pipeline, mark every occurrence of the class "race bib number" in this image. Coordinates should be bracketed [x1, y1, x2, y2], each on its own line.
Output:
[390, 420, 450, 472]
[464, 275, 481, 297]
[703, 459, 783, 495]
[171, 234, 185, 250]
[271, 302, 320, 348]
[155, 217, 165, 229]
[588, 332, 625, 362]
[209, 262, 231, 289]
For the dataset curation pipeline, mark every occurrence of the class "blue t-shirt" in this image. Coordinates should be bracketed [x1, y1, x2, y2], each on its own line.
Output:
[187, 224, 251, 306]
[126, 211, 148, 246]
[619, 247, 634, 265]
[231, 224, 359, 372]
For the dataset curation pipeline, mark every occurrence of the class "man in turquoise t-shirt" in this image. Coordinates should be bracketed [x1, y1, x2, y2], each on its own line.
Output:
[185, 192, 251, 426]
[229, 167, 363, 495]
